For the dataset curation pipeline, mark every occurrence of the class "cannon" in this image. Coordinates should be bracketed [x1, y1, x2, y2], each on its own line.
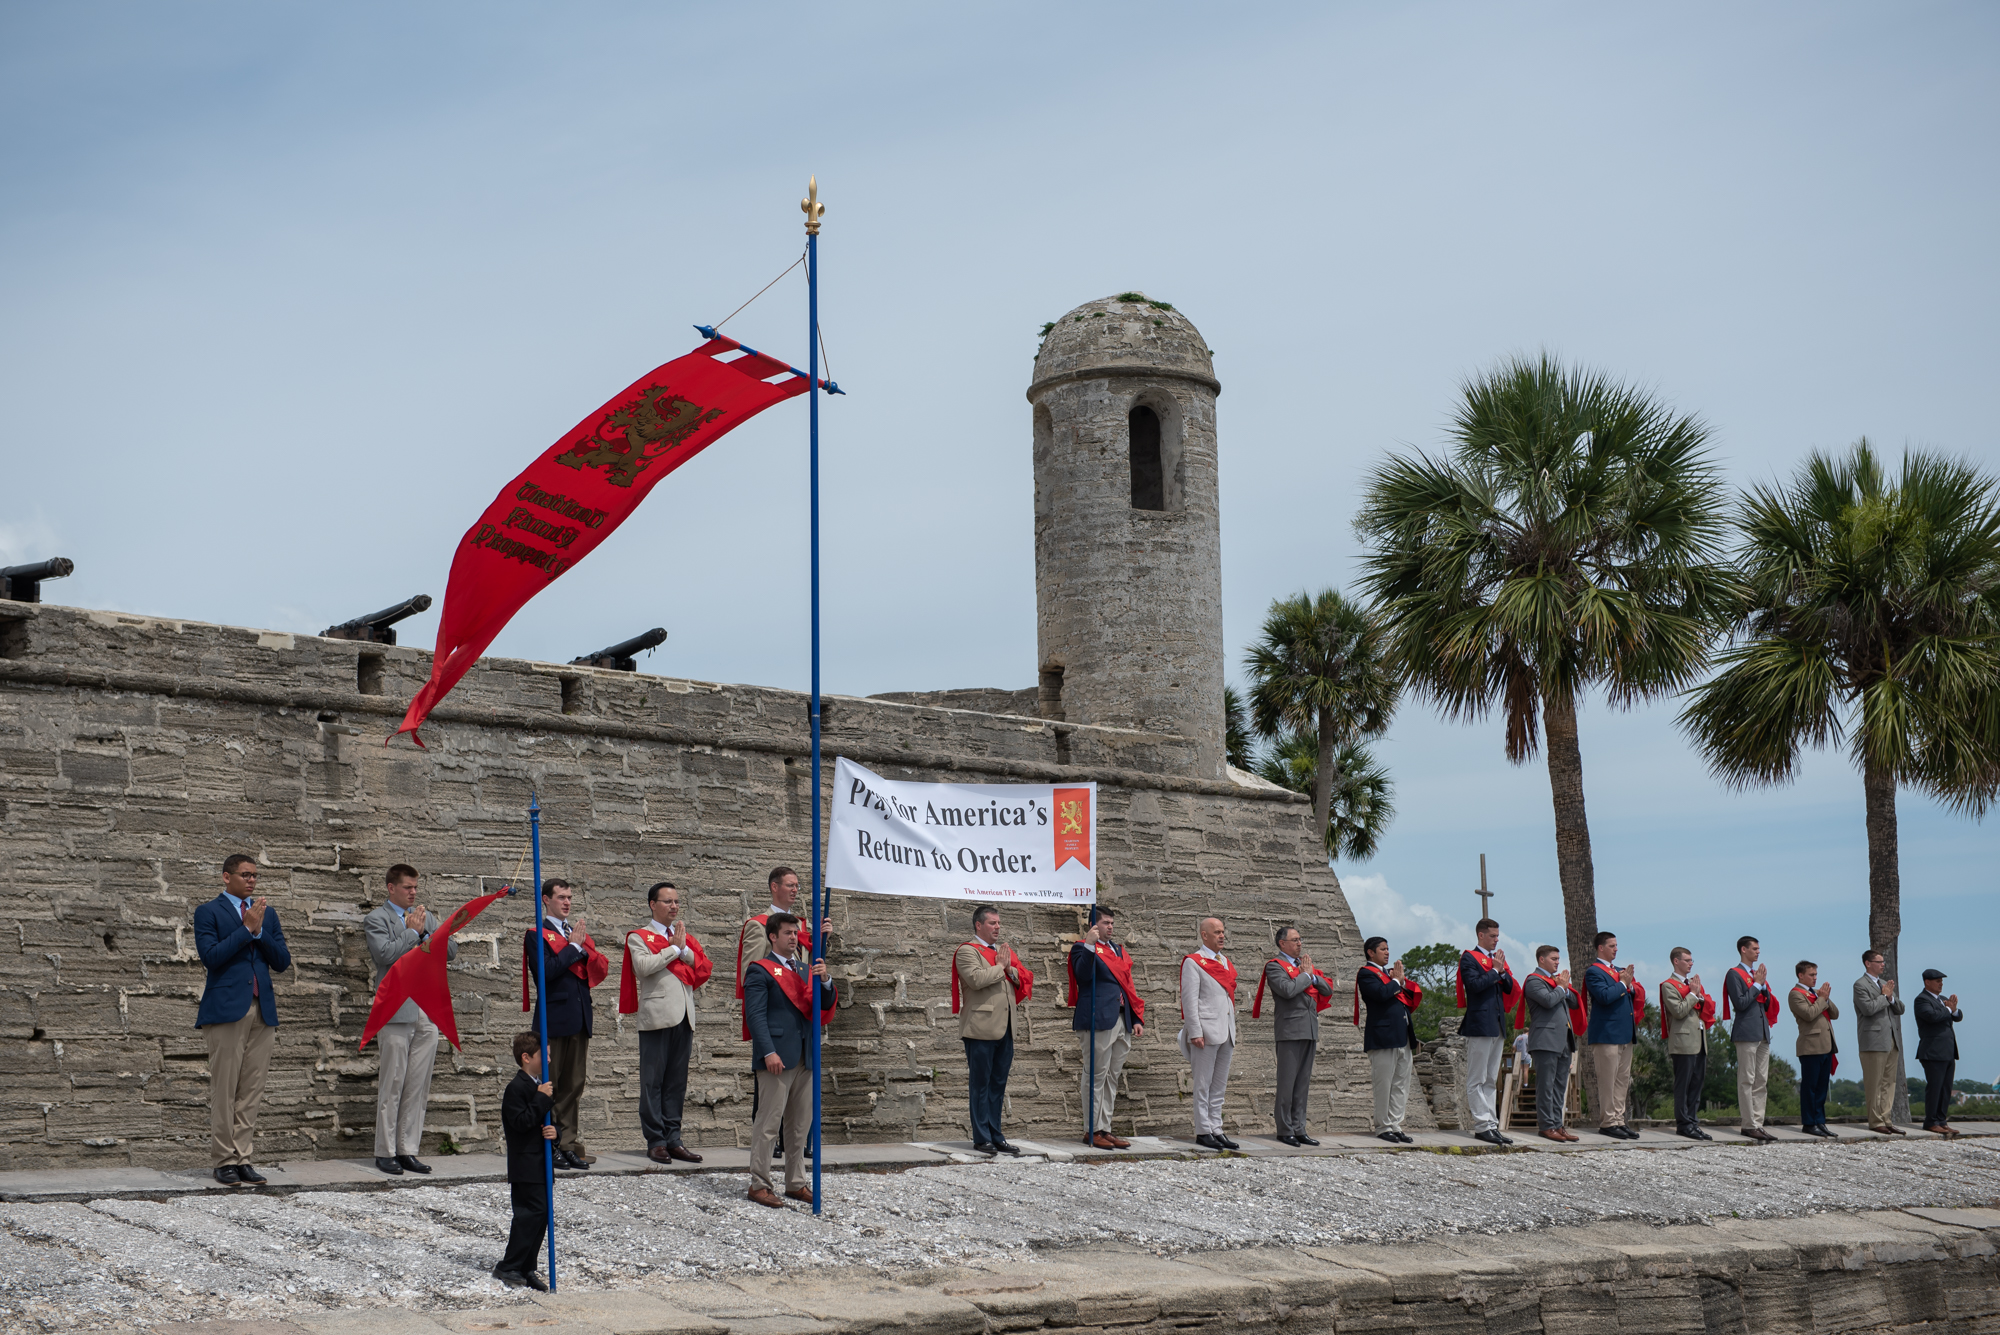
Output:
[321, 594, 432, 645]
[571, 627, 667, 672]
[0, 557, 75, 603]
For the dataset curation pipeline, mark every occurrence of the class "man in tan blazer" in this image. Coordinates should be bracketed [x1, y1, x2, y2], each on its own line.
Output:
[1789, 960, 1840, 1138]
[953, 905, 1031, 1156]
[621, 882, 713, 1164]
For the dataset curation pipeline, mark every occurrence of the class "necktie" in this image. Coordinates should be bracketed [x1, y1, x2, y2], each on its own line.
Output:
[240, 901, 259, 998]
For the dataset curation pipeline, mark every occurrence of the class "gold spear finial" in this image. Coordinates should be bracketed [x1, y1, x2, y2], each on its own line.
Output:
[801, 175, 825, 235]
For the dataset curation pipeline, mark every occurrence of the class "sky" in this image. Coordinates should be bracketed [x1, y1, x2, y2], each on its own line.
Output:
[3, 4, 1994, 1079]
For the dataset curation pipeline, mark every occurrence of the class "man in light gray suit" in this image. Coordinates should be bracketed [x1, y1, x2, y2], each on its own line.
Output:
[1854, 949, 1907, 1135]
[364, 864, 457, 1175]
[1522, 945, 1583, 1143]
[1260, 926, 1334, 1147]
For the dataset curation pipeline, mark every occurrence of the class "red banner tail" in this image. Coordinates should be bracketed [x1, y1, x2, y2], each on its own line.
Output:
[358, 887, 512, 1052]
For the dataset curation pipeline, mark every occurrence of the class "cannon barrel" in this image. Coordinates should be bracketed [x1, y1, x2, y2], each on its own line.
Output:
[0, 557, 75, 603]
[321, 594, 433, 645]
[571, 627, 668, 671]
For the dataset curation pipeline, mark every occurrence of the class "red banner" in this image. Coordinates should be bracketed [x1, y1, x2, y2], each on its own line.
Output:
[1053, 786, 1092, 871]
[359, 887, 513, 1052]
[397, 335, 821, 744]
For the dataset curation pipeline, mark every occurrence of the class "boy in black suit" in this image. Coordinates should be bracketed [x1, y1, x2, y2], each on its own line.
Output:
[495, 1030, 557, 1291]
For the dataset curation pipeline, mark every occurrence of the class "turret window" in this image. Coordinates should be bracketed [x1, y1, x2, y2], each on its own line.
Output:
[1129, 406, 1164, 511]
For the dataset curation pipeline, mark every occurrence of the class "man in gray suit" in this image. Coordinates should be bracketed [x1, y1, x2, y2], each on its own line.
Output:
[1261, 926, 1334, 1147]
[1522, 945, 1582, 1143]
[1854, 949, 1908, 1135]
[1724, 935, 1779, 1142]
[364, 864, 457, 1175]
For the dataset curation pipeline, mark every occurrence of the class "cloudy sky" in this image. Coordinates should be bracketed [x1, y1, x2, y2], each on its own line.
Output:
[4, 4, 1994, 1079]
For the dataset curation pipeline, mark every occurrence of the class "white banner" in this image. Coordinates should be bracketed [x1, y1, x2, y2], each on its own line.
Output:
[826, 757, 1097, 903]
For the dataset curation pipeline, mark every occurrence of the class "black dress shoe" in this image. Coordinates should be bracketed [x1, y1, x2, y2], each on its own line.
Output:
[1217, 1135, 1241, 1150]
[1394, 1132, 1415, 1143]
[1275, 1134, 1301, 1147]
[492, 1267, 528, 1288]
[235, 1165, 267, 1184]
[520, 1272, 549, 1293]
[396, 1155, 431, 1174]
[213, 1165, 242, 1185]
[1677, 1128, 1702, 1139]
[1474, 1129, 1507, 1146]
[1296, 1135, 1320, 1147]
[991, 1140, 1022, 1155]
[1195, 1133, 1223, 1149]
[375, 1157, 404, 1175]
[972, 1141, 997, 1154]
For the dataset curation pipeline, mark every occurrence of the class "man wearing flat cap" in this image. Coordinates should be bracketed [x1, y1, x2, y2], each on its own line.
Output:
[1914, 969, 1964, 1139]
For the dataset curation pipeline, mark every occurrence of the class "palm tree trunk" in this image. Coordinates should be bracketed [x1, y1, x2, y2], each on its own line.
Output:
[1864, 756, 1911, 1125]
[1313, 705, 1335, 853]
[1543, 693, 1602, 1122]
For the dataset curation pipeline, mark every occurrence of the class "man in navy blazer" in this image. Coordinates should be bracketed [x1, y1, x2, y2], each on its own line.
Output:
[743, 912, 834, 1208]
[1070, 906, 1145, 1151]
[1457, 918, 1517, 1146]
[1584, 931, 1644, 1140]
[522, 878, 603, 1169]
[195, 853, 292, 1185]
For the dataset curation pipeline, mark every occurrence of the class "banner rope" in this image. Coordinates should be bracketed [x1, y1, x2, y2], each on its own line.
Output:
[713, 250, 807, 333]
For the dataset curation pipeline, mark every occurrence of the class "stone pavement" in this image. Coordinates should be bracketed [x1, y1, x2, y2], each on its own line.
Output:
[5, 1120, 1984, 1205]
[2, 1128, 1996, 1333]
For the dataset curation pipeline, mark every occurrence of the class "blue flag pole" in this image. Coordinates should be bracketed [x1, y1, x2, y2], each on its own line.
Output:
[804, 176, 826, 1216]
[529, 795, 557, 1290]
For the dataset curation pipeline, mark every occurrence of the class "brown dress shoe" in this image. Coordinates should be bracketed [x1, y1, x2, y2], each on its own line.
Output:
[785, 1186, 814, 1205]
[1109, 1134, 1132, 1148]
[667, 1144, 703, 1162]
[1090, 1132, 1123, 1150]
[1561, 1129, 1582, 1142]
[747, 1187, 785, 1208]
[1540, 1129, 1567, 1143]
[647, 1146, 675, 1164]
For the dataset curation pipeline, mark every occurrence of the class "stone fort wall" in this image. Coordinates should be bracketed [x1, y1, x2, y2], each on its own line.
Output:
[0, 601, 1413, 1170]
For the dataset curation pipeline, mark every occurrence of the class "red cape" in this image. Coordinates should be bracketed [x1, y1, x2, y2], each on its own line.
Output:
[1065, 941, 1146, 1025]
[1659, 976, 1716, 1041]
[522, 925, 610, 1011]
[748, 956, 834, 1030]
[1514, 972, 1588, 1038]
[1251, 956, 1333, 1018]
[950, 940, 1034, 1013]
[1583, 959, 1647, 1028]
[1455, 948, 1517, 1007]
[618, 928, 713, 1015]
[1721, 965, 1781, 1026]
[1351, 963, 1422, 1026]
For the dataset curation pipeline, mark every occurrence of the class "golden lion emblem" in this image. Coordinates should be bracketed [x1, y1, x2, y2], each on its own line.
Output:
[555, 385, 725, 487]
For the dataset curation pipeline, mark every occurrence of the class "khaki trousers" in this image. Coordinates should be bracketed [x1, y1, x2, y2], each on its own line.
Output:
[373, 1014, 440, 1157]
[1080, 1019, 1131, 1133]
[203, 1009, 276, 1167]
[548, 1032, 590, 1156]
[749, 1064, 813, 1194]
[1860, 1048, 1899, 1127]
[1734, 1041, 1770, 1130]
[1368, 1046, 1414, 1133]
[1591, 1042, 1633, 1128]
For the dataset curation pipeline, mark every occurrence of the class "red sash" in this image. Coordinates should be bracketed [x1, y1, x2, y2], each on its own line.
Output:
[1659, 976, 1716, 1041]
[521, 925, 609, 1011]
[1454, 948, 1517, 1007]
[749, 956, 834, 1030]
[1065, 941, 1146, 1025]
[1514, 972, 1588, 1037]
[1721, 965, 1781, 1025]
[1791, 984, 1839, 1074]
[1178, 952, 1239, 1022]
[951, 940, 1034, 1012]
[617, 928, 713, 1015]
[1351, 963, 1422, 1026]
[1251, 956, 1333, 1018]
[735, 913, 813, 1000]
[1582, 959, 1646, 1028]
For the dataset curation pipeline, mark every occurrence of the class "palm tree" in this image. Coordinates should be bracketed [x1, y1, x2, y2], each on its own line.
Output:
[1244, 588, 1399, 856]
[1223, 685, 1253, 771]
[1678, 441, 2000, 1117]
[1353, 354, 1735, 977]
[1255, 731, 1396, 859]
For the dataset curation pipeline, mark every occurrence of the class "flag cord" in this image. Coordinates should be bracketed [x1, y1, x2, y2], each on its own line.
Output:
[713, 250, 807, 333]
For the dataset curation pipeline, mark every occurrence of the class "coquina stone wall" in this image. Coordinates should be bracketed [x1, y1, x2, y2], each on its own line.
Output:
[0, 601, 1400, 1169]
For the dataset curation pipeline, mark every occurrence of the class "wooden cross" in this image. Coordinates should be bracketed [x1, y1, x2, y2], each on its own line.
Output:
[1474, 853, 1493, 919]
